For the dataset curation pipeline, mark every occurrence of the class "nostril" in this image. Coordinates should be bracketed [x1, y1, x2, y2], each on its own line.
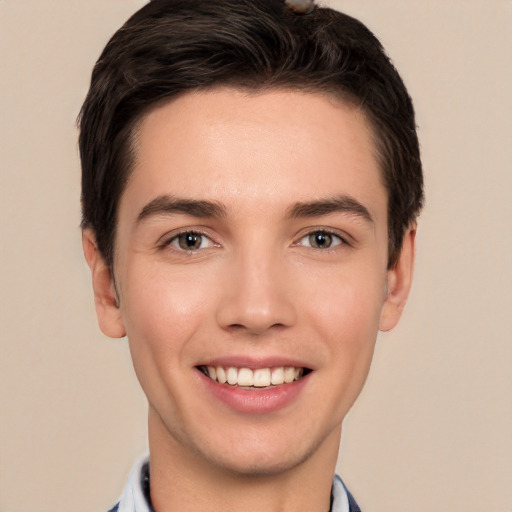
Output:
[224, 322, 289, 336]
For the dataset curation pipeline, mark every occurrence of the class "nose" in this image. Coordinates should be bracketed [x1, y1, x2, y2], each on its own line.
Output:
[215, 247, 297, 335]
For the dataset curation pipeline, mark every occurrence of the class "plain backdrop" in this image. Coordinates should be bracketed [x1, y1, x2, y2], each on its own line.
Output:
[1, 1, 511, 511]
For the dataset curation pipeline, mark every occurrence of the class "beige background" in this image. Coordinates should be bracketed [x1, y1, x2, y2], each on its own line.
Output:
[1, 1, 511, 511]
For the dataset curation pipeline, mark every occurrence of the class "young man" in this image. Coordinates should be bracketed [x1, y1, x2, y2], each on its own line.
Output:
[79, 1, 424, 510]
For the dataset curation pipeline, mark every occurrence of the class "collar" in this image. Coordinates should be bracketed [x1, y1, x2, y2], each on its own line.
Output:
[115, 455, 353, 512]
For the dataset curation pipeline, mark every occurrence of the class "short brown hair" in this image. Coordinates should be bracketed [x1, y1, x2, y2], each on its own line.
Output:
[79, 0, 424, 268]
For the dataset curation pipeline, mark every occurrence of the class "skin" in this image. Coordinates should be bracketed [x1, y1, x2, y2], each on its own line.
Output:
[83, 89, 415, 512]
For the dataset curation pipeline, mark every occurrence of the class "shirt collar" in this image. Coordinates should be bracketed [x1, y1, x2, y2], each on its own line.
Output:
[116, 455, 351, 512]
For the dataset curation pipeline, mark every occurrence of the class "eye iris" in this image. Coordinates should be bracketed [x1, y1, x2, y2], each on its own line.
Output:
[178, 233, 201, 250]
[310, 232, 332, 248]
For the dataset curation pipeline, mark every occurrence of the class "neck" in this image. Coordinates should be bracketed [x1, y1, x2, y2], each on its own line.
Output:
[147, 408, 341, 512]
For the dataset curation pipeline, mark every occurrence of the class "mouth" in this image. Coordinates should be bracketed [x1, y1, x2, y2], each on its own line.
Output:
[197, 365, 311, 389]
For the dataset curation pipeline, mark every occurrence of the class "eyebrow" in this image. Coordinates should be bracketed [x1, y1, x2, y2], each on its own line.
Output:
[287, 195, 374, 224]
[136, 194, 373, 224]
[137, 195, 227, 222]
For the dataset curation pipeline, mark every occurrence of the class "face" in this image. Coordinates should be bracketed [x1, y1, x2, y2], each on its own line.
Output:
[84, 89, 414, 477]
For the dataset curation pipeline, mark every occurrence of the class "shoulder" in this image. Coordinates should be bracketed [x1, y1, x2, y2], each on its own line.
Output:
[107, 505, 119, 512]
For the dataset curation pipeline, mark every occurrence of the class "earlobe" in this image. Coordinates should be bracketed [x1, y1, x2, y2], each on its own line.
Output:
[379, 226, 416, 332]
[82, 229, 126, 338]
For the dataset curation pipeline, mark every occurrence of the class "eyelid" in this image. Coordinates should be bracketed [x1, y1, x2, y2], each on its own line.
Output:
[158, 227, 219, 251]
[294, 227, 351, 249]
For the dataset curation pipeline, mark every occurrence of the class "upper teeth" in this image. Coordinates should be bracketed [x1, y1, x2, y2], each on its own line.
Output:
[204, 366, 303, 387]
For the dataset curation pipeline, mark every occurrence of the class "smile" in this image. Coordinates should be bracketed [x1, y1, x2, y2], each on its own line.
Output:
[198, 365, 307, 388]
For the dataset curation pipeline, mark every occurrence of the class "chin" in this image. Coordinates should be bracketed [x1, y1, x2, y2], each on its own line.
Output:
[209, 451, 310, 478]
[200, 429, 329, 478]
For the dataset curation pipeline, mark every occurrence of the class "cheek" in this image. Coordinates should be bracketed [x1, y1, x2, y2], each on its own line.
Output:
[301, 265, 385, 396]
[119, 263, 218, 369]
[313, 287, 382, 417]
[304, 264, 386, 344]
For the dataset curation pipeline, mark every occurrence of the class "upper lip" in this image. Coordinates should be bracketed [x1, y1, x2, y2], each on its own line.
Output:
[196, 355, 314, 370]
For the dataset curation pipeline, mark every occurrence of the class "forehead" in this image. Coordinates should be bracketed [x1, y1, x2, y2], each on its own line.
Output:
[123, 88, 386, 218]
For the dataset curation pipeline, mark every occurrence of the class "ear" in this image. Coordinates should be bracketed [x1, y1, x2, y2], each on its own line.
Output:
[379, 226, 417, 332]
[82, 229, 126, 338]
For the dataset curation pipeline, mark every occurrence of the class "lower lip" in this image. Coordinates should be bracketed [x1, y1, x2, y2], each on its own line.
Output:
[197, 370, 310, 414]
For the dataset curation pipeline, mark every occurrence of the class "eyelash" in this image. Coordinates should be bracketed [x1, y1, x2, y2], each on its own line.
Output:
[160, 229, 218, 253]
[160, 228, 349, 254]
[296, 229, 348, 250]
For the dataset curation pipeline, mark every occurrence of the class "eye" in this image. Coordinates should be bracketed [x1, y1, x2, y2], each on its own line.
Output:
[299, 230, 343, 249]
[169, 231, 215, 251]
